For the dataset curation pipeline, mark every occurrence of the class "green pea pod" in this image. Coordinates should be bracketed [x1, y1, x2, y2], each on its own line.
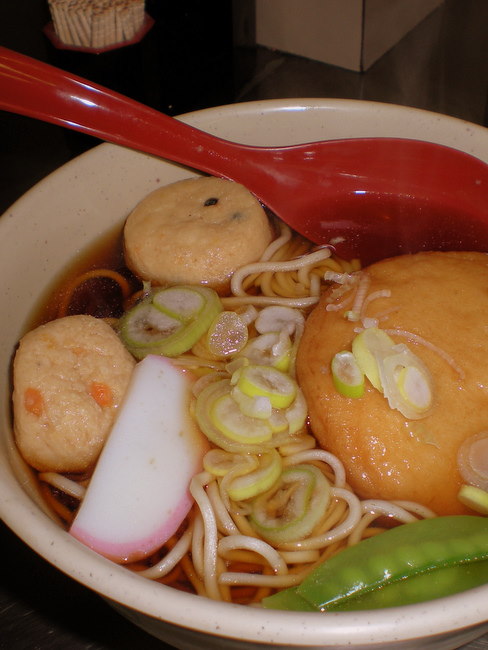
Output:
[262, 515, 488, 611]
[327, 560, 488, 611]
[262, 587, 314, 611]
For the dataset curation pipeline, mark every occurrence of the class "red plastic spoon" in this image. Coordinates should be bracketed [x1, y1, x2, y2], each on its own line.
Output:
[1, 46, 487, 262]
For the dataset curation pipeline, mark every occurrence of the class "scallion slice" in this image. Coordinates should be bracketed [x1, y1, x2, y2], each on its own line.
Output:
[249, 464, 330, 545]
[458, 484, 488, 515]
[210, 392, 274, 445]
[351, 327, 395, 391]
[226, 450, 282, 501]
[331, 351, 364, 399]
[119, 285, 222, 359]
[378, 344, 433, 419]
[236, 365, 297, 409]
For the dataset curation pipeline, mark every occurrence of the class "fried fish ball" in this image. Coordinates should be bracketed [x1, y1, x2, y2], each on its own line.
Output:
[297, 251, 488, 516]
[13, 315, 135, 473]
[123, 176, 273, 293]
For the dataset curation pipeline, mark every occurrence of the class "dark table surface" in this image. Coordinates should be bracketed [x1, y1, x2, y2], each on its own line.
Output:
[2, 1, 488, 648]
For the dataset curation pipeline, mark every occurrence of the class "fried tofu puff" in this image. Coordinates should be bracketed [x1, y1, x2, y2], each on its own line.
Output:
[297, 251, 488, 516]
[13, 315, 135, 473]
[123, 176, 273, 293]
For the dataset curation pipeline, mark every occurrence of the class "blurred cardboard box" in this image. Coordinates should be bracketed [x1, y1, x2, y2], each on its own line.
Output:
[255, 0, 444, 71]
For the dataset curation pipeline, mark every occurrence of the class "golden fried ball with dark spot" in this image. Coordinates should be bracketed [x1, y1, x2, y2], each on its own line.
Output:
[124, 176, 273, 293]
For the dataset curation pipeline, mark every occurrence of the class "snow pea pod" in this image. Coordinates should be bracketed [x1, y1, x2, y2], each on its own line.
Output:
[325, 560, 488, 610]
[262, 515, 488, 611]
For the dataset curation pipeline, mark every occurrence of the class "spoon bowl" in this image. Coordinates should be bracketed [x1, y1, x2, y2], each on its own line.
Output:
[1, 46, 487, 258]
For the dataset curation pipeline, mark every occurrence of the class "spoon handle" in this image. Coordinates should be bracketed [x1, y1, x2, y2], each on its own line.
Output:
[0, 47, 251, 180]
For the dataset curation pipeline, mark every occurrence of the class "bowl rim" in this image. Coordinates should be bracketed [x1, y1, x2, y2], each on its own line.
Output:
[1, 97, 488, 646]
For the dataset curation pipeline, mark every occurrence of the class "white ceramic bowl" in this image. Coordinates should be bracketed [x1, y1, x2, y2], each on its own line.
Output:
[1, 99, 488, 650]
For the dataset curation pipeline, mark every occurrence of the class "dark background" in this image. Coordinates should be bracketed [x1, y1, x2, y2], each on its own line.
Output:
[1, 1, 488, 648]
[1, 0, 488, 216]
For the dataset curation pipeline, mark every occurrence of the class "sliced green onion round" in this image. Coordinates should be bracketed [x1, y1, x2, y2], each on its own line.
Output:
[236, 365, 297, 409]
[195, 379, 274, 450]
[203, 449, 252, 477]
[227, 450, 282, 501]
[458, 484, 488, 515]
[231, 385, 272, 420]
[152, 286, 205, 321]
[351, 327, 395, 391]
[378, 344, 433, 419]
[210, 392, 273, 445]
[118, 301, 181, 360]
[283, 388, 308, 434]
[396, 365, 432, 411]
[457, 431, 488, 491]
[267, 427, 306, 449]
[119, 285, 222, 359]
[268, 409, 289, 433]
[249, 464, 330, 545]
[195, 379, 261, 452]
[239, 332, 292, 372]
[331, 351, 365, 399]
[254, 306, 304, 336]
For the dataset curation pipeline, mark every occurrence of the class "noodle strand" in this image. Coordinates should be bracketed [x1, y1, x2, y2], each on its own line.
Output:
[190, 472, 221, 600]
[136, 524, 194, 579]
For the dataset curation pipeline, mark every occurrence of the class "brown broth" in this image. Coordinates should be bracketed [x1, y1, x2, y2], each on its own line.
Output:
[27, 224, 141, 330]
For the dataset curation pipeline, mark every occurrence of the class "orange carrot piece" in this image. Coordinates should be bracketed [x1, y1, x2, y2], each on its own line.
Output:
[90, 382, 113, 407]
[24, 387, 44, 416]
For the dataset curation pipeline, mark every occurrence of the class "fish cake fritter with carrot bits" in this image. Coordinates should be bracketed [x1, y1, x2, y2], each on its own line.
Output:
[13, 314, 135, 473]
[123, 176, 273, 293]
